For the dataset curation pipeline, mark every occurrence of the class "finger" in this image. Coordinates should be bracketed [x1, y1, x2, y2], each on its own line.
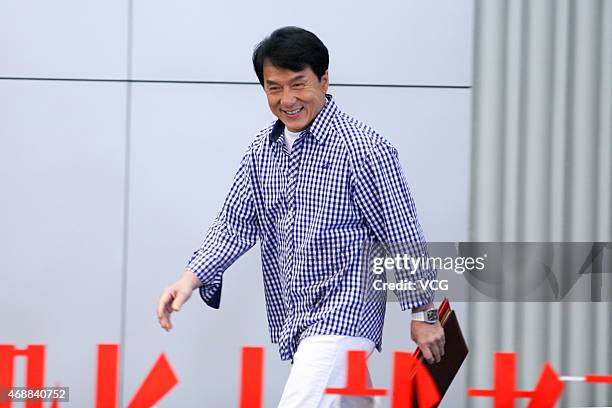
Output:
[439, 330, 446, 355]
[158, 307, 172, 331]
[157, 290, 174, 319]
[160, 315, 172, 331]
[421, 346, 435, 365]
[172, 291, 188, 312]
[429, 342, 442, 363]
[437, 337, 446, 358]
[157, 291, 175, 331]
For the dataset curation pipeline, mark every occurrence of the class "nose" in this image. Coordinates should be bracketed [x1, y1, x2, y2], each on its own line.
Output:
[280, 87, 297, 107]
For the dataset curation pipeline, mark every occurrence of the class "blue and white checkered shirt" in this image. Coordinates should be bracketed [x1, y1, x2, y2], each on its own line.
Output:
[186, 94, 435, 361]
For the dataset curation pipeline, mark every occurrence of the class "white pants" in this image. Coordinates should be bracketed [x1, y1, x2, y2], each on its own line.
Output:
[278, 335, 379, 408]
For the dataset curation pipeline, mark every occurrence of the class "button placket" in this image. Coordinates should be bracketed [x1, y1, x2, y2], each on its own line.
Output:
[278, 133, 307, 360]
[283, 135, 305, 312]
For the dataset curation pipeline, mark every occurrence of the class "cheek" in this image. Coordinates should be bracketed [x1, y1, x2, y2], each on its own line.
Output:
[304, 94, 318, 109]
[266, 96, 278, 111]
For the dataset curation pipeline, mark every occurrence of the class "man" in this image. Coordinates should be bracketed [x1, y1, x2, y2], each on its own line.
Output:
[157, 26, 445, 407]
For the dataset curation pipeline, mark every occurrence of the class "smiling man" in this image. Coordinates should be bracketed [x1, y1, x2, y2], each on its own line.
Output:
[157, 26, 444, 407]
[264, 64, 327, 133]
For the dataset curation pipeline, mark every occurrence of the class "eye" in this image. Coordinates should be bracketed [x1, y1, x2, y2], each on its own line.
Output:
[292, 82, 305, 89]
[267, 85, 280, 93]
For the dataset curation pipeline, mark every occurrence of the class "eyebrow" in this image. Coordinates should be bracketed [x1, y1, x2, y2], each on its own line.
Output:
[265, 75, 307, 86]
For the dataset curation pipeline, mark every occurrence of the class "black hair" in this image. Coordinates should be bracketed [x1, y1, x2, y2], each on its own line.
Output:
[252, 26, 329, 86]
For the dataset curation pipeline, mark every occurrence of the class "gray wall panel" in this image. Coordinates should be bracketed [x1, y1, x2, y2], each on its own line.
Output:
[469, 0, 612, 406]
[131, 0, 473, 86]
[123, 83, 281, 408]
[0, 1, 128, 78]
[0, 80, 127, 406]
[125, 83, 470, 406]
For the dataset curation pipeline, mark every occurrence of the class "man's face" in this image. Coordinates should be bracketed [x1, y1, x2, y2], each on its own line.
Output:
[263, 62, 329, 133]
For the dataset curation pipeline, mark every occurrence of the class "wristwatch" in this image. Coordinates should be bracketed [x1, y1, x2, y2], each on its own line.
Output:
[412, 308, 439, 324]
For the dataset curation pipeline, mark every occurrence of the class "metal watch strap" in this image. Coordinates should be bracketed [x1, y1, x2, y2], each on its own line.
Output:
[412, 308, 438, 324]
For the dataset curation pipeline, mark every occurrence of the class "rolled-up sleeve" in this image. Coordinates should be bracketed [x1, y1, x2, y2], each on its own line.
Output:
[185, 145, 259, 308]
[353, 140, 435, 310]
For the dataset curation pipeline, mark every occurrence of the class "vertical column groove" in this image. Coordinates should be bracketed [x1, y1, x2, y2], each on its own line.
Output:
[119, 0, 134, 405]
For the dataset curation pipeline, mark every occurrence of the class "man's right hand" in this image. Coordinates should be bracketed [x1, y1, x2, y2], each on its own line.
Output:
[157, 270, 202, 331]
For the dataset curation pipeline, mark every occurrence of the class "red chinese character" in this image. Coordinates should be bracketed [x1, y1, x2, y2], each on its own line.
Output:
[467, 352, 563, 408]
[239, 347, 264, 408]
[325, 350, 388, 397]
[0, 345, 45, 408]
[391, 352, 440, 408]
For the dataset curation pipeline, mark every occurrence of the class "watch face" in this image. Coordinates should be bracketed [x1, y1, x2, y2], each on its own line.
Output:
[426, 309, 438, 322]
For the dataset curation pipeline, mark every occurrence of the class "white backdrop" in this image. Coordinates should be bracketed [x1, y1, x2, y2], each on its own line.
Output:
[0, 1, 473, 406]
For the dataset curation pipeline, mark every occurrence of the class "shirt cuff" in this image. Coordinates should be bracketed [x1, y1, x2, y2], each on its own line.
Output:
[199, 278, 222, 309]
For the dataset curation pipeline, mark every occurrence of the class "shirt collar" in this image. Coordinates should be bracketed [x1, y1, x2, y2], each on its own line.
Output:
[269, 94, 337, 145]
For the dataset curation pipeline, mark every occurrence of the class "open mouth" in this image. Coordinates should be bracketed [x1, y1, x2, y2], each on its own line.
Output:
[283, 107, 304, 117]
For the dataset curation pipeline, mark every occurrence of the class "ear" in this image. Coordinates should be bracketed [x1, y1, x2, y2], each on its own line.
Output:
[321, 70, 329, 91]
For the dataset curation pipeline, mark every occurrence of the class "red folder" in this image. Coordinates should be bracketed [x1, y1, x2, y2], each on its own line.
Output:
[411, 298, 469, 407]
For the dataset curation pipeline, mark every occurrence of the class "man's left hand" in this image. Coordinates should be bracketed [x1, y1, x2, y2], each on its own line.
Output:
[411, 320, 445, 364]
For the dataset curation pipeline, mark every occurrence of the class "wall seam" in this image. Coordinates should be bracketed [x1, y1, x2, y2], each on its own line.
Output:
[118, 0, 134, 405]
[0, 77, 471, 89]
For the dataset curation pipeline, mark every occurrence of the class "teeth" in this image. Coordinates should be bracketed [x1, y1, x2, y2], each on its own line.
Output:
[285, 108, 302, 115]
